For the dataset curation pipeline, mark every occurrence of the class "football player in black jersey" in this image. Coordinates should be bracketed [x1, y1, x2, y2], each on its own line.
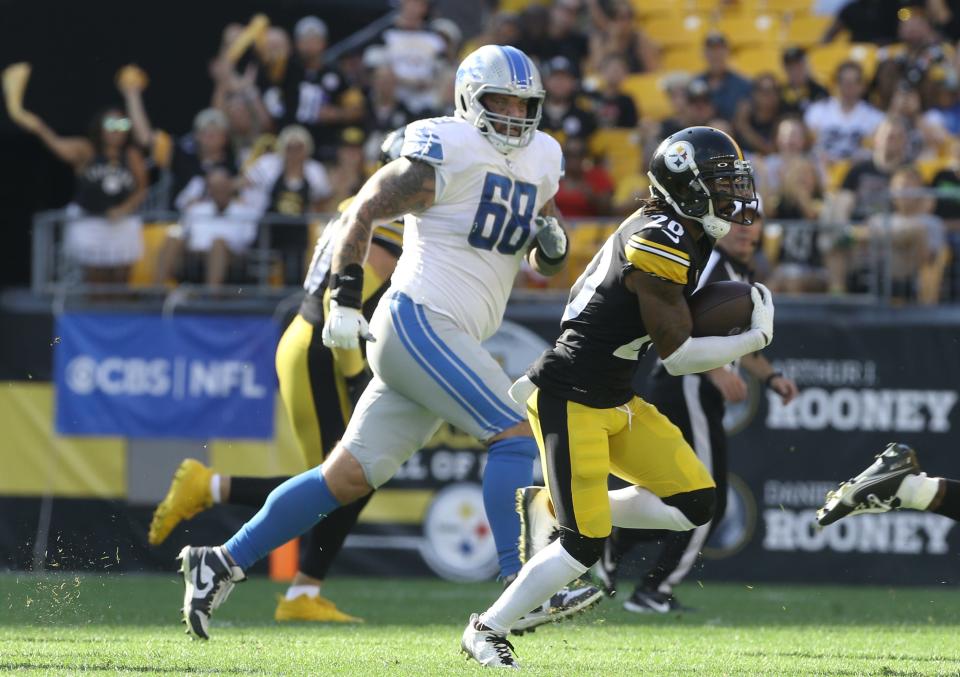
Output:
[462, 126, 776, 668]
[148, 128, 406, 624]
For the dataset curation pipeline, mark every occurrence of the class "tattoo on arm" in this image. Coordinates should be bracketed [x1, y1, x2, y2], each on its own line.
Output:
[332, 158, 436, 272]
[628, 271, 692, 358]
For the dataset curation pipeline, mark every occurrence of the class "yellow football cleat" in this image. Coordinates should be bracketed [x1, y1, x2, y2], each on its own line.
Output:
[148, 459, 214, 545]
[274, 594, 364, 623]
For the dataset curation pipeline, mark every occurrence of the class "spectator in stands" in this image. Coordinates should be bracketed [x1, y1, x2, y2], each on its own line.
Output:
[930, 138, 960, 299]
[659, 78, 716, 139]
[541, 0, 590, 69]
[591, 54, 639, 129]
[209, 56, 273, 162]
[431, 18, 463, 66]
[257, 27, 292, 123]
[887, 80, 950, 161]
[242, 125, 332, 285]
[765, 157, 831, 293]
[540, 56, 597, 144]
[463, 12, 523, 58]
[835, 115, 911, 224]
[585, 0, 658, 75]
[867, 166, 946, 301]
[156, 168, 259, 288]
[362, 65, 415, 152]
[284, 16, 365, 161]
[243, 124, 332, 218]
[115, 65, 173, 209]
[804, 61, 884, 165]
[755, 118, 815, 204]
[821, 0, 902, 45]
[553, 136, 615, 217]
[172, 109, 237, 211]
[929, 77, 960, 135]
[13, 108, 147, 283]
[694, 32, 752, 123]
[368, 0, 446, 114]
[326, 127, 368, 207]
[734, 73, 783, 156]
[780, 47, 829, 116]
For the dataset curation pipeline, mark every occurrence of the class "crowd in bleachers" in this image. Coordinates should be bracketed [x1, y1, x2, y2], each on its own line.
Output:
[10, 0, 960, 302]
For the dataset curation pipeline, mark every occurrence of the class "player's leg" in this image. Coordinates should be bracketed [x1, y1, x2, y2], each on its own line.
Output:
[625, 376, 727, 612]
[381, 293, 537, 579]
[178, 378, 439, 639]
[817, 442, 960, 525]
[463, 388, 615, 667]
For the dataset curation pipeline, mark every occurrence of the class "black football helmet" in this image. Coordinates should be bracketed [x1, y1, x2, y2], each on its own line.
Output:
[379, 125, 407, 166]
[647, 126, 756, 239]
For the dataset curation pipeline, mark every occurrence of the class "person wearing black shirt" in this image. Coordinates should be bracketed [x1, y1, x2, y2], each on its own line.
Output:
[599, 207, 799, 613]
[591, 54, 640, 129]
[780, 47, 829, 116]
[540, 56, 598, 143]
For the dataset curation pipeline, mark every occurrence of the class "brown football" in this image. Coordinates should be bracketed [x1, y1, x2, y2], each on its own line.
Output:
[688, 280, 754, 338]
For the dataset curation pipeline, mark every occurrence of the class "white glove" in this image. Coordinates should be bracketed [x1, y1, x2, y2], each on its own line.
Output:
[321, 301, 375, 349]
[533, 216, 568, 260]
[750, 283, 774, 347]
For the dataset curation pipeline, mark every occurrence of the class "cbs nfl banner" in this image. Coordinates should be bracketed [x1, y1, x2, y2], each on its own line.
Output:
[53, 313, 278, 439]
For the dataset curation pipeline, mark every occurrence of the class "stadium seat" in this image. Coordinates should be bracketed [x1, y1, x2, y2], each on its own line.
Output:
[917, 157, 950, 184]
[589, 129, 642, 180]
[918, 245, 952, 305]
[784, 14, 833, 47]
[659, 46, 707, 74]
[715, 14, 782, 48]
[128, 223, 175, 287]
[565, 222, 606, 285]
[825, 159, 851, 191]
[642, 15, 707, 50]
[630, 0, 684, 20]
[761, 0, 815, 15]
[621, 73, 673, 122]
[808, 42, 878, 84]
[731, 46, 786, 80]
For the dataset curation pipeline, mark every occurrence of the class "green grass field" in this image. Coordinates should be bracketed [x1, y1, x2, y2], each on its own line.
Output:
[2, 573, 959, 676]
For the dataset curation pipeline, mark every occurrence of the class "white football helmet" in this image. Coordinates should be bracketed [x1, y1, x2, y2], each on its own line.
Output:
[454, 45, 545, 155]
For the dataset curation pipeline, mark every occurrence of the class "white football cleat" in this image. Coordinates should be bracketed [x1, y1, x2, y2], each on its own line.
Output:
[178, 545, 245, 640]
[461, 613, 520, 669]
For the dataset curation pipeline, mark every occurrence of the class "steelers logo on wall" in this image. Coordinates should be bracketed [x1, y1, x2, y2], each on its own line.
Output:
[419, 482, 500, 582]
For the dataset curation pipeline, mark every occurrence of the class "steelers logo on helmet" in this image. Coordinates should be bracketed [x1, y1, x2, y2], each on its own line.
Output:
[665, 140, 695, 174]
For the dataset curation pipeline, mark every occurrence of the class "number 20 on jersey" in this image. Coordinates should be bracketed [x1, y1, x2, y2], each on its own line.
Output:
[468, 173, 538, 255]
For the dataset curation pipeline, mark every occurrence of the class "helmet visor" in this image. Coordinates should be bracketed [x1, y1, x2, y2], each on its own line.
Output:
[701, 163, 756, 225]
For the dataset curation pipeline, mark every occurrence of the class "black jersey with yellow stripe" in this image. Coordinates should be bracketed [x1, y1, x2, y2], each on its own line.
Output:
[527, 204, 714, 408]
[298, 197, 404, 326]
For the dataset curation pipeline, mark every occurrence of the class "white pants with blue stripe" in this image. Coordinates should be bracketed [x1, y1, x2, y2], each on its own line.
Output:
[341, 292, 526, 487]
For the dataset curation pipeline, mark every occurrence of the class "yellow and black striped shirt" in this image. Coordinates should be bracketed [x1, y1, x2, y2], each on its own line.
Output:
[528, 205, 714, 408]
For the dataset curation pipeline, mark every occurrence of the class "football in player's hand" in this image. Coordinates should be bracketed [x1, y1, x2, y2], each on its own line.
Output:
[688, 281, 754, 337]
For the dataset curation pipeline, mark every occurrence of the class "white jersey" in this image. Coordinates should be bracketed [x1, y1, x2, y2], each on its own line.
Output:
[391, 117, 563, 341]
[804, 98, 884, 162]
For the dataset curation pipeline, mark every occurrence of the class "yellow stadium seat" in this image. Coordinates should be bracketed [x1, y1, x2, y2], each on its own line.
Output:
[643, 14, 708, 49]
[129, 223, 176, 287]
[808, 42, 878, 85]
[630, 0, 683, 20]
[784, 14, 832, 47]
[659, 47, 707, 75]
[621, 73, 674, 123]
[761, 0, 815, 15]
[715, 14, 782, 48]
[825, 159, 851, 191]
[731, 46, 786, 80]
[589, 128, 643, 178]
[917, 157, 950, 184]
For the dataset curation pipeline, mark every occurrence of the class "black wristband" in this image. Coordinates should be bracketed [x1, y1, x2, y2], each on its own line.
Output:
[329, 263, 364, 309]
[764, 371, 783, 390]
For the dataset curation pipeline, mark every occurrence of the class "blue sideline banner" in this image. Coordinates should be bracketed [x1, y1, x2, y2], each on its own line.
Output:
[54, 313, 278, 439]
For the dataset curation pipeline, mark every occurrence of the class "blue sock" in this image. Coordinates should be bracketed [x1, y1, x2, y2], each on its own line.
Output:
[483, 436, 537, 578]
[225, 466, 340, 571]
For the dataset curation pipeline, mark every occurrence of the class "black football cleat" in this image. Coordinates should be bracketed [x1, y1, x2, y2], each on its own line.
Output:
[817, 443, 921, 527]
[178, 545, 245, 639]
[622, 588, 688, 614]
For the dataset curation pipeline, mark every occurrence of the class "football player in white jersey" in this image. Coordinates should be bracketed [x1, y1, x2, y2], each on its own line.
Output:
[175, 45, 602, 640]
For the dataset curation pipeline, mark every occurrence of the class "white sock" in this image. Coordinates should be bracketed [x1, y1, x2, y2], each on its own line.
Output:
[285, 584, 321, 600]
[210, 474, 222, 504]
[609, 486, 697, 531]
[479, 539, 587, 635]
[896, 473, 941, 510]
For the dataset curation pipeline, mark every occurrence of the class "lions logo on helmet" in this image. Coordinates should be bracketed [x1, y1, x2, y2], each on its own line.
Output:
[647, 126, 756, 240]
[454, 45, 545, 155]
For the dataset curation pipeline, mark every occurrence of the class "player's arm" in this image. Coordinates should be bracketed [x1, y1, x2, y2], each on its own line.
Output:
[740, 352, 799, 404]
[323, 158, 435, 349]
[527, 198, 568, 277]
[625, 271, 775, 377]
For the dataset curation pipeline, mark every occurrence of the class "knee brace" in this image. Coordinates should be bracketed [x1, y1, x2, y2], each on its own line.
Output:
[663, 487, 716, 527]
[559, 528, 605, 568]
